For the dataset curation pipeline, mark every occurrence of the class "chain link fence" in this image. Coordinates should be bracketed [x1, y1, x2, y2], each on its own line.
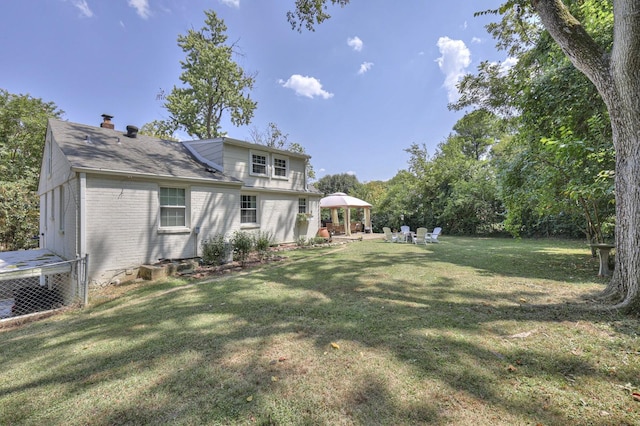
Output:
[0, 256, 88, 320]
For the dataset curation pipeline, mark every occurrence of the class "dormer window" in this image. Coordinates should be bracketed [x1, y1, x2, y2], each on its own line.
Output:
[272, 155, 289, 179]
[250, 151, 268, 176]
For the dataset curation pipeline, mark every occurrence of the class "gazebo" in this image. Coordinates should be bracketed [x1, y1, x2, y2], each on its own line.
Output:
[319, 192, 372, 236]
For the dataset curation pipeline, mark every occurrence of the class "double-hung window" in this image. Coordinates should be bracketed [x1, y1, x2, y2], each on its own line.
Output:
[160, 187, 186, 227]
[241, 195, 257, 224]
[298, 198, 307, 214]
[251, 151, 268, 176]
[272, 155, 288, 179]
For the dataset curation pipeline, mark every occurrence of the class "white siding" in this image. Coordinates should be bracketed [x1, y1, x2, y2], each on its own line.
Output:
[223, 144, 308, 192]
[191, 184, 240, 241]
[83, 176, 241, 285]
[240, 191, 321, 243]
[38, 134, 78, 256]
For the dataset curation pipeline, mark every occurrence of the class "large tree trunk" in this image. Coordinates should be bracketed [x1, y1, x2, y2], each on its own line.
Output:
[532, 0, 640, 313]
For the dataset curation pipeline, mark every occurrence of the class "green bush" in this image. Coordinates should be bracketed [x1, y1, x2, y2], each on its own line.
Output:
[0, 181, 39, 250]
[254, 231, 274, 260]
[312, 236, 328, 245]
[296, 236, 308, 247]
[231, 231, 253, 265]
[200, 234, 228, 265]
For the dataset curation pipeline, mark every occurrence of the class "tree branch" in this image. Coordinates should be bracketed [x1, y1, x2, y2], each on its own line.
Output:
[531, 0, 611, 95]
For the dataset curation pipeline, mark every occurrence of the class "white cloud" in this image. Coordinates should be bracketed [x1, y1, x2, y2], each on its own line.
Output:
[436, 36, 471, 102]
[494, 56, 518, 74]
[278, 75, 334, 99]
[347, 36, 363, 52]
[471, 37, 482, 44]
[358, 62, 374, 75]
[220, 0, 240, 7]
[346, 171, 356, 176]
[70, 0, 93, 18]
[128, 0, 150, 19]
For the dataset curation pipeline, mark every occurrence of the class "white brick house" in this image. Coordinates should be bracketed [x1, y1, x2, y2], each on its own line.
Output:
[38, 117, 321, 285]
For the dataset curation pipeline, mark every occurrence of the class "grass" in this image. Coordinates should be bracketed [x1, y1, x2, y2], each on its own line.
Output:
[1, 236, 639, 425]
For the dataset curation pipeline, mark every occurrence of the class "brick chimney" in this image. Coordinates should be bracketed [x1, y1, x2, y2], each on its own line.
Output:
[100, 114, 114, 129]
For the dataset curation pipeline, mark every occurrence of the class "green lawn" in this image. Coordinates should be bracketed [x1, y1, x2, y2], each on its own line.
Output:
[1, 237, 639, 425]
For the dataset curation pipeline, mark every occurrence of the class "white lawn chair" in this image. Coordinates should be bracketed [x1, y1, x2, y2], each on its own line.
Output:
[413, 227, 428, 244]
[425, 227, 442, 243]
[383, 227, 398, 242]
[400, 225, 411, 242]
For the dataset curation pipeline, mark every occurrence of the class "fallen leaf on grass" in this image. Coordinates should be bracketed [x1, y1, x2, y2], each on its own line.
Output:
[331, 342, 340, 349]
[507, 365, 518, 372]
[246, 395, 253, 402]
[278, 357, 287, 362]
[632, 392, 640, 402]
[271, 376, 279, 382]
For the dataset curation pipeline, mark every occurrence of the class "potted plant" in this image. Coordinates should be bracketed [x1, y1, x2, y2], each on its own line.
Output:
[296, 212, 312, 223]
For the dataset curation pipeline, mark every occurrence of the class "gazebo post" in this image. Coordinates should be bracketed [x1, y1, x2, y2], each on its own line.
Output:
[331, 208, 339, 232]
[364, 208, 371, 232]
[345, 208, 351, 236]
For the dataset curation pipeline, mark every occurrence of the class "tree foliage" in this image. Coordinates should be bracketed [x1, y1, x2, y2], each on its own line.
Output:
[0, 89, 63, 249]
[451, 0, 614, 241]
[249, 122, 316, 179]
[164, 10, 257, 139]
[314, 173, 361, 196]
[139, 120, 178, 141]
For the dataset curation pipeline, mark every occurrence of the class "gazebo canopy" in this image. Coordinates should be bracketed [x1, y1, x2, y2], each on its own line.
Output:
[320, 192, 372, 208]
[319, 193, 372, 236]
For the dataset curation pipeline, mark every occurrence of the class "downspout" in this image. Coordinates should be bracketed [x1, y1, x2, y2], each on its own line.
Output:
[78, 173, 88, 305]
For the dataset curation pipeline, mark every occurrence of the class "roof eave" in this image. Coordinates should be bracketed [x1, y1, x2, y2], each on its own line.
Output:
[70, 166, 243, 186]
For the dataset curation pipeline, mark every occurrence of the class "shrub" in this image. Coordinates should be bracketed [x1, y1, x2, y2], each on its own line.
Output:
[231, 231, 253, 265]
[312, 236, 328, 245]
[254, 231, 274, 260]
[296, 236, 307, 247]
[200, 234, 229, 265]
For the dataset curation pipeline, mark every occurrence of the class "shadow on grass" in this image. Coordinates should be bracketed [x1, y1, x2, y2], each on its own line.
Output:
[0, 238, 635, 425]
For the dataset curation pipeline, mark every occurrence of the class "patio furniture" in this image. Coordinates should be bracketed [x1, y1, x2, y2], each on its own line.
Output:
[383, 227, 398, 242]
[589, 243, 615, 276]
[425, 227, 442, 243]
[413, 227, 428, 244]
[400, 225, 411, 242]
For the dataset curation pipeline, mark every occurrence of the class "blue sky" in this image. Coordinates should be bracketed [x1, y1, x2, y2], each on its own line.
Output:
[1, 0, 509, 182]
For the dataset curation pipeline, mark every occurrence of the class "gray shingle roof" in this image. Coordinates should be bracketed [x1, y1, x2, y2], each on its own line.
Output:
[49, 118, 242, 184]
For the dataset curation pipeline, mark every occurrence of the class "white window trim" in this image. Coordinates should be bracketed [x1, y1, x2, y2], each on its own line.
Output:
[240, 193, 259, 227]
[298, 197, 307, 214]
[158, 186, 190, 232]
[272, 154, 289, 180]
[249, 150, 269, 177]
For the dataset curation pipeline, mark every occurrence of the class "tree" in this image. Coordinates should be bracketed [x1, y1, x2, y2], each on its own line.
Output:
[454, 2, 614, 241]
[452, 109, 502, 161]
[288, 0, 640, 312]
[523, 0, 639, 310]
[314, 173, 361, 196]
[249, 122, 290, 149]
[164, 10, 256, 139]
[139, 120, 178, 141]
[0, 89, 63, 249]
